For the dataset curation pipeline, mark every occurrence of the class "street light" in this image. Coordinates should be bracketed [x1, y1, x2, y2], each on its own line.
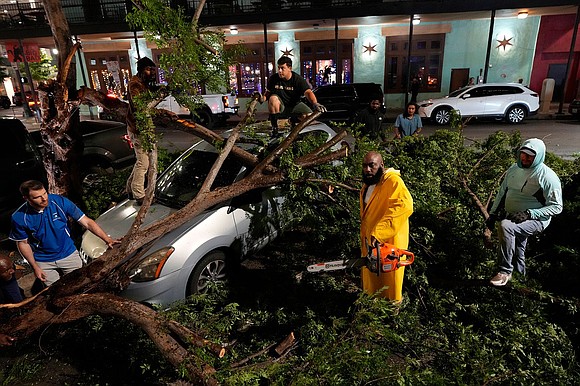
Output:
[517, 11, 528, 19]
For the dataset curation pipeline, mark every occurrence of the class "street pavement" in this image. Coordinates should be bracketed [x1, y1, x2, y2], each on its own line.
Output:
[2, 103, 578, 159]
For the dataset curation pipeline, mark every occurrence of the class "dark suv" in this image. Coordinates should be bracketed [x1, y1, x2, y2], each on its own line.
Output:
[0, 119, 47, 239]
[312, 83, 384, 122]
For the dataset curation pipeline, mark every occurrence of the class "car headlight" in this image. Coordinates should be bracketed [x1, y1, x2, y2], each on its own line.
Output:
[130, 247, 175, 282]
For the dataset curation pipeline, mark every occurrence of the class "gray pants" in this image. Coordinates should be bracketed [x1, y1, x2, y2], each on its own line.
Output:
[37, 250, 83, 286]
[497, 219, 544, 275]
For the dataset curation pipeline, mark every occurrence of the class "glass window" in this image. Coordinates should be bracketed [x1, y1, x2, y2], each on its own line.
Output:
[301, 40, 352, 86]
[240, 63, 263, 96]
[384, 34, 445, 93]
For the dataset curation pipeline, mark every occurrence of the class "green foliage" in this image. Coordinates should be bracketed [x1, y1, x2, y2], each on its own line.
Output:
[126, 0, 245, 118]
[58, 116, 580, 384]
[0, 67, 9, 80]
[131, 90, 159, 151]
[19, 52, 57, 81]
[0, 355, 42, 385]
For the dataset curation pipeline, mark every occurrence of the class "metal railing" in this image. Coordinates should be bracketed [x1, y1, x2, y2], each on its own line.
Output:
[0, 0, 395, 31]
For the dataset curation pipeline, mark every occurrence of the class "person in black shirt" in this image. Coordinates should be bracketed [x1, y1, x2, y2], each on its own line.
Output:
[259, 56, 326, 136]
[352, 94, 387, 141]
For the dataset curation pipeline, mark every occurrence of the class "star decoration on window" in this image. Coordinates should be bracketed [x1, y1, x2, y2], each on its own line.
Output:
[496, 35, 513, 51]
[280, 47, 294, 57]
[363, 42, 377, 56]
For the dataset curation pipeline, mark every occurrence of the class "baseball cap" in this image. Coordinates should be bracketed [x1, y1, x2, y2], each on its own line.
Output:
[520, 147, 536, 156]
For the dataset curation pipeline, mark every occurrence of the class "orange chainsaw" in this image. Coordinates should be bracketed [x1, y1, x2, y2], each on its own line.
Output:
[307, 243, 414, 275]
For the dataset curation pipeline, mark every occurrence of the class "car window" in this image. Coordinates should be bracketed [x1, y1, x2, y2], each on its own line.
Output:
[156, 147, 243, 208]
[449, 87, 469, 97]
[465, 87, 486, 98]
[505, 86, 523, 95]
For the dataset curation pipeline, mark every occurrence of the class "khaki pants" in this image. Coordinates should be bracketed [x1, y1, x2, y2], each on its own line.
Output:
[126, 131, 153, 200]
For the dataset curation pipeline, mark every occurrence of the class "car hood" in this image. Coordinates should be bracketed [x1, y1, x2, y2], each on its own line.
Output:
[81, 199, 179, 259]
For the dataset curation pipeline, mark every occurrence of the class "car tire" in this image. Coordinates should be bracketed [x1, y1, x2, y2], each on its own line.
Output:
[81, 164, 114, 187]
[506, 105, 526, 124]
[433, 107, 451, 125]
[187, 250, 228, 295]
[192, 108, 214, 129]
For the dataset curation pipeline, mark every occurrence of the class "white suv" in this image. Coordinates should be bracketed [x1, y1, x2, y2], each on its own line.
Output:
[418, 83, 539, 125]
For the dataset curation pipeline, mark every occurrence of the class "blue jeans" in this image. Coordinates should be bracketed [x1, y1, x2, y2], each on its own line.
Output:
[497, 219, 544, 275]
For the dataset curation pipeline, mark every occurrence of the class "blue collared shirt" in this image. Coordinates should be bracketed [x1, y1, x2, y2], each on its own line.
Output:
[9, 194, 85, 262]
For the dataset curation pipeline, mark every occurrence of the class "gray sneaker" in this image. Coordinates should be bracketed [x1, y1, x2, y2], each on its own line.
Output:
[490, 272, 512, 286]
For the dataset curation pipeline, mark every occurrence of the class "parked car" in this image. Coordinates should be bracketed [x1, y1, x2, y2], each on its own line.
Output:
[569, 99, 580, 120]
[80, 122, 339, 306]
[30, 120, 135, 178]
[0, 118, 47, 239]
[155, 93, 239, 129]
[0, 95, 11, 109]
[312, 83, 385, 122]
[417, 83, 539, 125]
[12, 91, 35, 107]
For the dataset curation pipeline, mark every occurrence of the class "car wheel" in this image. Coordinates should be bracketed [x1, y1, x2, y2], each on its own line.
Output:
[433, 107, 451, 125]
[192, 108, 214, 129]
[188, 250, 227, 295]
[506, 105, 526, 124]
[81, 165, 114, 187]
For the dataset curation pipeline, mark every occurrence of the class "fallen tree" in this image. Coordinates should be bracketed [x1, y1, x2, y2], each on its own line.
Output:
[1, 98, 348, 385]
[1, 0, 349, 384]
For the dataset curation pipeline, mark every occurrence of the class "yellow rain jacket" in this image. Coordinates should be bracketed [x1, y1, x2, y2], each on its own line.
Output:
[360, 168, 413, 300]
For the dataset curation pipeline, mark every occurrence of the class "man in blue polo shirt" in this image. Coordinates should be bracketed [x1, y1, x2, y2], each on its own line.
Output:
[9, 180, 120, 286]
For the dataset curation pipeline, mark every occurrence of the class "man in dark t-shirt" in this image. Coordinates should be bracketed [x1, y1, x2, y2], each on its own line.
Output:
[259, 56, 326, 136]
[352, 94, 387, 141]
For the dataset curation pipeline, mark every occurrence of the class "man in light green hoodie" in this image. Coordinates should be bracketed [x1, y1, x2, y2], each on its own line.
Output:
[486, 138, 563, 286]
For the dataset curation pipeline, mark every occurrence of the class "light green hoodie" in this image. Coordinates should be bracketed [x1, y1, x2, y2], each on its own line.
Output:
[490, 138, 563, 227]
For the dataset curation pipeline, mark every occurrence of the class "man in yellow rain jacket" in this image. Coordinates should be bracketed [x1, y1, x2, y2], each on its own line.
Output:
[360, 151, 413, 300]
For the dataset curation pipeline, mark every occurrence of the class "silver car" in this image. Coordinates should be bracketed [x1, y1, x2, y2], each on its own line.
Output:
[80, 122, 338, 306]
[418, 83, 539, 125]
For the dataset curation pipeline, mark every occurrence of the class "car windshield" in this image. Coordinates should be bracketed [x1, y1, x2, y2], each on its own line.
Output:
[155, 142, 244, 208]
[448, 86, 470, 98]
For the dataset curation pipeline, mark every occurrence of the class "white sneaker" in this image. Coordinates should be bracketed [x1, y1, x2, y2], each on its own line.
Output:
[490, 272, 512, 286]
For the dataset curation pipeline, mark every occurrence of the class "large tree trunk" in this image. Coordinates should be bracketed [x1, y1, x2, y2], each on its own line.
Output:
[38, 0, 84, 200]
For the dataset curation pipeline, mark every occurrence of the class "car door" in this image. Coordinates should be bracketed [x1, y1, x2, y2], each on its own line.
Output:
[229, 185, 284, 254]
[455, 86, 488, 116]
[156, 95, 190, 116]
[314, 85, 356, 121]
[483, 86, 521, 115]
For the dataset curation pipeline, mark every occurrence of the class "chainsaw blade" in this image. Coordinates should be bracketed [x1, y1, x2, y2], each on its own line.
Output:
[307, 258, 366, 272]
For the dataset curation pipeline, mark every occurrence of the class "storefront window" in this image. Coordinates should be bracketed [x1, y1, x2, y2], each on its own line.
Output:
[301, 40, 352, 88]
[228, 43, 274, 97]
[240, 62, 262, 96]
[384, 34, 444, 93]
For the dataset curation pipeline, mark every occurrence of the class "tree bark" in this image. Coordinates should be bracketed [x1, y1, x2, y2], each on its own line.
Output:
[39, 0, 83, 199]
